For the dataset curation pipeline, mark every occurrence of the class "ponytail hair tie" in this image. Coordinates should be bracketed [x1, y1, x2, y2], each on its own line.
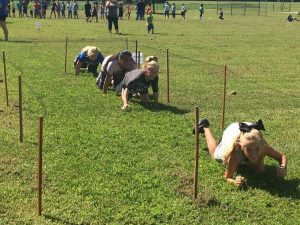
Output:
[239, 119, 265, 133]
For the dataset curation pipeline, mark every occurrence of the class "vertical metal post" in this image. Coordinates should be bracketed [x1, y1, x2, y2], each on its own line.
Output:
[3, 51, 9, 106]
[37, 116, 43, 216]
[138, 51, 140, 69]
[19, 76, 23, 143]
[193, 106, 199, 199]
[221, 65, 227, 130]
[135, 41, 138, 66]
[166, 49, 170, 103]
[64, 37, 68, 74]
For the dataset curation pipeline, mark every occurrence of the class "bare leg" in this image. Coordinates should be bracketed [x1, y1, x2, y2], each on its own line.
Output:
[121, 88, 129, 110]
[203, 127, 218, 159]
[0, 21, 9, 41]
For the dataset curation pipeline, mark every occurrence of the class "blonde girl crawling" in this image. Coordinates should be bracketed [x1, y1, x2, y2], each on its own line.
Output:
[73, 46, 104, 77]
[195, 119, 287, 187]
[119, 56, 159, 110]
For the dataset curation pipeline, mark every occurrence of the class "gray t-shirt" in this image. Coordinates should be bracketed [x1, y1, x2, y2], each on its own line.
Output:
[122, 69, 158, 94]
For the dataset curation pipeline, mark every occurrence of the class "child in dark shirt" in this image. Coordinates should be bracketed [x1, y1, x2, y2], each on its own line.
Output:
[120, 56, 159, 110]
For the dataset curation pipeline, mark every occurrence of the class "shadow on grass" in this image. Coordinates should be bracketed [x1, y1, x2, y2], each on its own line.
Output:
[130, 99, 190, 115]
[150, 32, 169, 36]
[238, 165, 300, 199]
[44, 214, 85, 225]
[5, 40, 34, 43]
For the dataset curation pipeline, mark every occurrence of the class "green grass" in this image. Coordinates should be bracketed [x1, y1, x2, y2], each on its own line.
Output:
[1, 2, 300, 224]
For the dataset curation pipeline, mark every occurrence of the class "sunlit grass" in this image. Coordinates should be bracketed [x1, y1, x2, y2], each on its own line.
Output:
[0, 2, 300, 224]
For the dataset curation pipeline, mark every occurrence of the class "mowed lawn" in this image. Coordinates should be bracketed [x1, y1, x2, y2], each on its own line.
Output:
[0, 2, 300, 224]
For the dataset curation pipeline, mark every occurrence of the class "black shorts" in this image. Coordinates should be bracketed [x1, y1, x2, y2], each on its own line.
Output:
[0, 16, 7, 22]
[85, 11, 91, 17]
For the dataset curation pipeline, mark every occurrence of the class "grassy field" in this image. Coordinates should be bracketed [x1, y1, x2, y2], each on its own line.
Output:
[1, 2, 300, 224]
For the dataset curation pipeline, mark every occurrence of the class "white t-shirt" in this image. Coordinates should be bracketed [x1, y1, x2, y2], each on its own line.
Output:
[101, 55, 136, 75]
[214, 122, 252, 164]
[101, 55, 121, 75]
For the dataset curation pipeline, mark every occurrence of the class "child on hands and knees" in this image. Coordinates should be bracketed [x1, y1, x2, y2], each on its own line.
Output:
[119, 56, 159, 110]
[195, 119, 287, 187]
[73, 46, 104, 77]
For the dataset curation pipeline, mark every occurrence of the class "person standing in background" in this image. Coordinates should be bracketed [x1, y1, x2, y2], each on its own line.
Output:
[11, 0, 16, 17]
[145, 2, 151, 15]
[99, 1, 104, 19]
[163, 1, 170, 18]
[0, 0, 9, 41]
[171, 2, 175, 18]
[199, 3, 204, 20]
[219, 7, 224, 20]
[61, 0, 66, 18]
[118, 0, 123, 20]
[84, 0, 92, 22]
[67, 0, 72, 18]
[41, 0, 47, 18]
[124, 1, 131, 19]
[73, 0, 78, 18]
[55, 0, 61, 18]
[180, 3, 186, 19]
[106, 0, 119, 34]
[49, 0, 56, 18]
[7, 0, 10, 16]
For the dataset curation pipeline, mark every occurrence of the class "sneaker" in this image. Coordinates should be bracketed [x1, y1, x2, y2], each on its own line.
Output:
[193, 118, 210, 135]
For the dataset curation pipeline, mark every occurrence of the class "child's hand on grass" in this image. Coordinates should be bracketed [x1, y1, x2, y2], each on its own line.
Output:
[276, 165, 287, 177]
[234, 176, 245, 187]
[121, 104, 130, 110]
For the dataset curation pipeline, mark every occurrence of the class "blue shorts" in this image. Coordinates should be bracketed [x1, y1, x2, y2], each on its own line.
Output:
[147, 23, 154, 31]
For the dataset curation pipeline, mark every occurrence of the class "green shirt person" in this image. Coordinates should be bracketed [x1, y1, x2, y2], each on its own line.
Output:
[146, 12, 154, 34]
[28, 0, 33, 17]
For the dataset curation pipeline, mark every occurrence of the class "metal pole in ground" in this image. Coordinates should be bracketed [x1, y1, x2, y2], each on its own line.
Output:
[221, 65, 227, 130]
[193, 106, 200, 199]
[138, 51, 140, 69]
[166, 49, 170, 103]
[3, 51, 9, 106]
[135, 41, 138, 67]
[37, 116, 43, 216]
[19, 76, 23, 143]
[64, 37, 68, 74]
